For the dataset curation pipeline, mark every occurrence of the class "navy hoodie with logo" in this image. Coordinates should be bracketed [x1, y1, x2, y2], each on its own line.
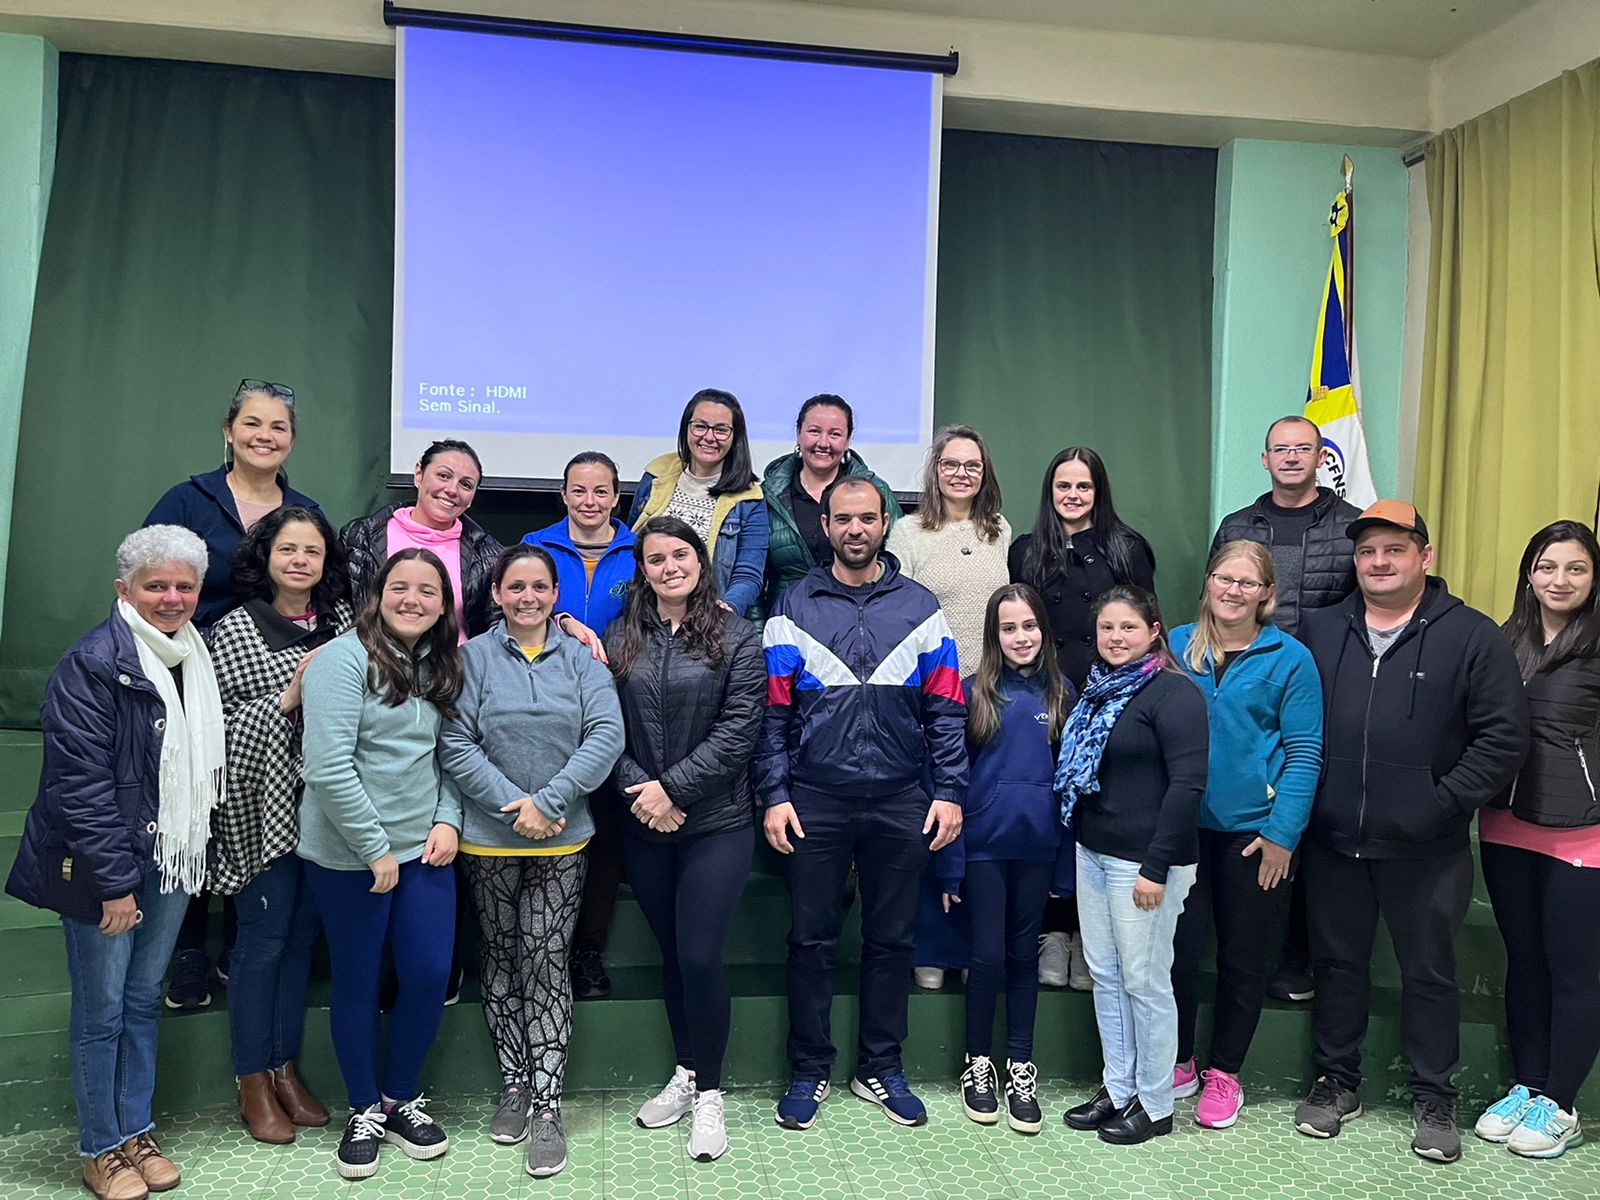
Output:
[1297, 577, 1528, 859]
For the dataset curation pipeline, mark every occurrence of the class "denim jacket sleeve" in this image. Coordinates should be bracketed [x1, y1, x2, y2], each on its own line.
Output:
[720, 498, 769, 617]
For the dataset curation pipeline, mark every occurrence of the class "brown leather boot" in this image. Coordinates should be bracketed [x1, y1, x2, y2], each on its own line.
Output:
[120, 1133, 179, 1192]
[83, 1149, 149, 1200]
[238, 1072, 295, 1144]
[272, 1060, 331, 1127]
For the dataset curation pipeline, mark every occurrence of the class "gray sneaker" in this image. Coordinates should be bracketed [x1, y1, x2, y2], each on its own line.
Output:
[1412, 1098, 1462, 1163]
[490, 1086, 532, 1144]
[525, 1109, 568, 1178]
[1294, 1076, 1362, 1138]
[636, 1065, 696, 1128]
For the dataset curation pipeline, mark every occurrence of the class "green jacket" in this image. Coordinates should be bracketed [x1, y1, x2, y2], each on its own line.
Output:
[758, 450, 903, 616]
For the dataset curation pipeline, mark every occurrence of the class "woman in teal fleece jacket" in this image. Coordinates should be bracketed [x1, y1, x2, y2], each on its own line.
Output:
[1166, 540, 1323, 1130]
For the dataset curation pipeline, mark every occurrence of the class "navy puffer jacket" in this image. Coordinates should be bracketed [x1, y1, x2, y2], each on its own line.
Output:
[7, 612, 170, 922]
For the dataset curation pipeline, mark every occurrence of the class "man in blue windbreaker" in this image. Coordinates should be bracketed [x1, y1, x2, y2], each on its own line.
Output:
[756, 475, 968, 1131]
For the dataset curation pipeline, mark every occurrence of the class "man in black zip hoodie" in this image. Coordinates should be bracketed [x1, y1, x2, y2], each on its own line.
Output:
[1292, 501, 1528, 1163]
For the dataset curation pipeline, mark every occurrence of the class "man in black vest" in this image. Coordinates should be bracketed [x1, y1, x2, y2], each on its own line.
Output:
[1291, 501, 1527, 1164]
[1212, 414, 1362, 1004]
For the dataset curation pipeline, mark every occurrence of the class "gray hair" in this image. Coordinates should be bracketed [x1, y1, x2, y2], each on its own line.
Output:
[116, 525, 208, 585]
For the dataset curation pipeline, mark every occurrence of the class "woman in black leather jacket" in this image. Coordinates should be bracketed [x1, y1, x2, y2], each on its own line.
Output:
[1474, 519, 1600, 1159]
[604, 516, 765, 1164]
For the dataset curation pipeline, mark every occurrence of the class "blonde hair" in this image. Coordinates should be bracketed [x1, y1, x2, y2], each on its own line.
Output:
[1185, 540, 1278, 673]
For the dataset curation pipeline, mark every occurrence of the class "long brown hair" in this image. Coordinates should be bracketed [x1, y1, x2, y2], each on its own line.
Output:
[354, 548, 464, 719]
[915, 424, 1004, 542]
[610, 517, 729, 683]
[967, 584, 1072, 747]
[1184, 540, 1277, 674]
[1503, 519, 1600, 680]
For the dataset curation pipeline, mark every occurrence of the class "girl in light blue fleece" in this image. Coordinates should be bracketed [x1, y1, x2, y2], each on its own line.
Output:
[298, 547, 466, 1181]
[1166, 540, 1323, 1130]
[437, 543, 623, 1178]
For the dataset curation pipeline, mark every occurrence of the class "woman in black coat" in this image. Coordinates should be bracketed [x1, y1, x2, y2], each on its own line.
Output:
[604, 516, 765, 1164]
[1009, 447, 1156, 692]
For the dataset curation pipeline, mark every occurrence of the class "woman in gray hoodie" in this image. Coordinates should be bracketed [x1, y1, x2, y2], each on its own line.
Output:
[438, 543, 624, 1179]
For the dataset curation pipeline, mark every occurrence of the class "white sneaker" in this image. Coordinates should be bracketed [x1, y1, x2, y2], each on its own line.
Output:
[1065, 933, 1093, 991]
[688, 1089, 729, 1162]
[1474, 1083, 1534, 1143]
[913, 966, 946, 990]
[1037, 932, 1070, 987]
[637, 1065, 696, 1128]
[1507, 1096, 1583, 1158]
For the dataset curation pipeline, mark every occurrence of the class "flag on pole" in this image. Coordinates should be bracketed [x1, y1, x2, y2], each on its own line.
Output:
[1303, 190, 1377, 507]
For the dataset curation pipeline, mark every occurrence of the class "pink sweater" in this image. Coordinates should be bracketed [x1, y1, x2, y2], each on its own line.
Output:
[1479, 805, 1600, 869]
[386, 507, 467, 645]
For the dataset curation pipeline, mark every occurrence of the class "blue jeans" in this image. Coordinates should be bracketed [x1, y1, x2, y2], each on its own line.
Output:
[62, 868, 191, 1156]
[229, 854, 320, 1075]
[302, 856, 456, 1110]
[1076, 845, 1196, 1121]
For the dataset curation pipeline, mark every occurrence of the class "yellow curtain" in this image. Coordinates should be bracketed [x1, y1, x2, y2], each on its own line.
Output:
[1418, 59, 1600, 620]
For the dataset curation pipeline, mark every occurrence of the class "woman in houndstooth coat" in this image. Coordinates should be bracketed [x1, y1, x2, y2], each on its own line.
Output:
[208, 504, 353, 1144]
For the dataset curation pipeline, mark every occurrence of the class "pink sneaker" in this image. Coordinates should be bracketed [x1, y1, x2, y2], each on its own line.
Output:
[1173, 1058, 1199, 1100]
[1195, 1069, 1244, 1128]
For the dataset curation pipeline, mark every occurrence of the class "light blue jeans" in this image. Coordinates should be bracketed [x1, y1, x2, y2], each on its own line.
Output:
[1076, 845, 1196, 1121]
[62, 867, 191, 1156]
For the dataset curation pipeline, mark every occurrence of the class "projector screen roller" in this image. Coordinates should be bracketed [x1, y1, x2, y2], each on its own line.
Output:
[393, 25, 943, 489]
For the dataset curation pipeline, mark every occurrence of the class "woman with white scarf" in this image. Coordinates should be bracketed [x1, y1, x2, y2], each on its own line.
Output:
[5, 526, 224, 1200]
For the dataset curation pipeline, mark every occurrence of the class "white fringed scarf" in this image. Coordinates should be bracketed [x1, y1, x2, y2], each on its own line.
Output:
[117, 598, 226, 894]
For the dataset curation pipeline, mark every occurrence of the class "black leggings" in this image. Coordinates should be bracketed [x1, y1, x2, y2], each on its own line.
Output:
[1172, 828, 1282, 1074]
[1481, 840, 1600, 1111]
[620, 824, 754, 1092]
[963, 859, 1050, 1062]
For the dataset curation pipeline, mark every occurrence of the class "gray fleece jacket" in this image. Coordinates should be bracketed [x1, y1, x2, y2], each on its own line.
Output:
[438, 620, 624, 852]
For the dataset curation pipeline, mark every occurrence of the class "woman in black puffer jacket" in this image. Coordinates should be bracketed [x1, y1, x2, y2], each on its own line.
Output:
[604, 517, 765, 1163]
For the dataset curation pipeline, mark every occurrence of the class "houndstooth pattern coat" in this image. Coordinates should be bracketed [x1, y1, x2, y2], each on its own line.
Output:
[208, 598, 353, 895]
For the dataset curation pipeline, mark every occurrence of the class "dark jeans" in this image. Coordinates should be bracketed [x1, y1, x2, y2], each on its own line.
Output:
[785, 794, 928, 1079]
[912, 868, 969, 970]
[302, 856, 456, 1110]
[1481, 840, 1600, 1111]
[1303, 839, 1473, 1102]
[963, 858, 1050, 1061]
[620, 824, 754, 1091]
[229, 854, 320, 1075]
[1172, 828, 1282, 1073]
[573, 789, 624, 956]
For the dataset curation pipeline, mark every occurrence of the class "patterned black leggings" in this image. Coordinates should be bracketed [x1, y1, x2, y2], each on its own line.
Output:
[465, 853, 588, 1106]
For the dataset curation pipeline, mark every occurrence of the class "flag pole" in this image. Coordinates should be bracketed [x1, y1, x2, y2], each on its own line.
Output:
[1341, 155, 1355, 366]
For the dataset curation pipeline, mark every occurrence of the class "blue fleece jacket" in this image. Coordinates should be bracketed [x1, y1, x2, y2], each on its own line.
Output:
[1168, 622, 1323, 851]
[522, 518, 637, 637]
[937, 669, 1075, 895]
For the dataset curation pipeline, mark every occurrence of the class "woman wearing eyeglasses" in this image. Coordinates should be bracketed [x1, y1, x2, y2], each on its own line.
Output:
[1167, 541, 1322, 1129]
[145, 379, 322, 637]
[628, 390, 768, 619]
[888, 426, 1011, 990]
[144, 379, 322, 1013]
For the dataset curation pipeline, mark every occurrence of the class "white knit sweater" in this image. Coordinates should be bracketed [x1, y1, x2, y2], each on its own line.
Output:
[887, 515, 1013, 677]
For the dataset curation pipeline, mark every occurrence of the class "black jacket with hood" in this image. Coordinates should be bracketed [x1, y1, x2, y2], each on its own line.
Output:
[1298, 577, 1529, 859]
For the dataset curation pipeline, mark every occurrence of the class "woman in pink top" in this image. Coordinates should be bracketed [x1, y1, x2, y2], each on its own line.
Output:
[1473, 519, 1600, 1159]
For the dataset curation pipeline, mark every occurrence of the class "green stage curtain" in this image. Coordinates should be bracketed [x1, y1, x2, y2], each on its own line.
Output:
[934, 131, 1216, 625]
[0, 64, 1215, 724]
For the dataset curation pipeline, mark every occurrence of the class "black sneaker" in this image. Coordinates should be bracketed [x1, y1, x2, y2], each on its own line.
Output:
[385, 1095, 449, 1160]
[1005, 1059, 1043, 1135]
[1295, 1076, 1363, 1138]
[337, 1106, 386, 1180]
[214, 947, 231, 987]
[570, 949, 611, 1000]
[960, 1055, 1000, 1125]
[164, 950, 211, 1010]
[1268, 956, 1315, 1002]
[1412, 1098, 1461, 1163]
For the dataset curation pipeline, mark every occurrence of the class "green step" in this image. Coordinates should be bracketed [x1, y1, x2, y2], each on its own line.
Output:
[0, 732, 40, 813]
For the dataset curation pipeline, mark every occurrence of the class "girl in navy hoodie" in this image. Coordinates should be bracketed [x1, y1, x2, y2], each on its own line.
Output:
[943, 583, 1075, 1134]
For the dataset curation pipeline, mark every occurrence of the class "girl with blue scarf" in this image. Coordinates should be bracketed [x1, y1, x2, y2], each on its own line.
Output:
[1058, 586, 1208, 1146]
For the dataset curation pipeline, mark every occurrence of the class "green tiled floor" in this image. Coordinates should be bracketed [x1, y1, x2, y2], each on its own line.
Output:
[4, 1084, 1597, 1200]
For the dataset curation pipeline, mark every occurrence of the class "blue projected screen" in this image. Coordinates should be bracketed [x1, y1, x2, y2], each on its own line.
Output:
[393, 26, 944, 487]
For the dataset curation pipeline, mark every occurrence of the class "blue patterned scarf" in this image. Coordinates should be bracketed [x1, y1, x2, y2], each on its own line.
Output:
[1053, 653, 1164, 827]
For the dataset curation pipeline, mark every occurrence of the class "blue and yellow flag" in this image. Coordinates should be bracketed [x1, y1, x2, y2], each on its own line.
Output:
[1303, 191, 1376, 506]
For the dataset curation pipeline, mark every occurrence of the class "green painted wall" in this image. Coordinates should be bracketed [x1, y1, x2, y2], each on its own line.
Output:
[1210, 139, 1409, 525]
[0, 35, 57, 641]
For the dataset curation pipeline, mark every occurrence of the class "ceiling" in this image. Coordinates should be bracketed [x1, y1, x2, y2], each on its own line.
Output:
[788, 0, 1544, 59]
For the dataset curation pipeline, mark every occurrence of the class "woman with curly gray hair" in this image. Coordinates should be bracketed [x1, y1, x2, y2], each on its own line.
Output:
[5, 525, 224, 1200]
